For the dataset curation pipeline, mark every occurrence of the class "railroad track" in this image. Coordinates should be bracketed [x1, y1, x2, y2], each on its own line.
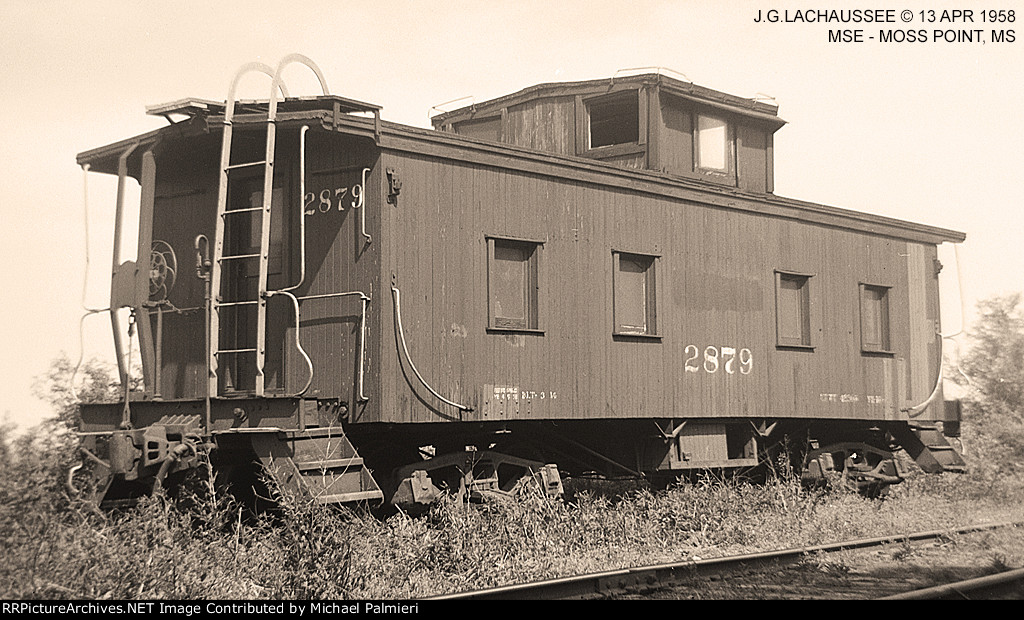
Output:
[881, 567, 1024, 600]
[428, 521, 1023, 600]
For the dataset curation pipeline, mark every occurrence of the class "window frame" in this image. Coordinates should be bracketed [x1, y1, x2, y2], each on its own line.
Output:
[774, 270, 815, 350]
[585, 90, 642, 151]
[612, 250, 660, 338]
[486, 236, 543, 333]
[693, 111, 734, 176]
[859, 282, 893, 354]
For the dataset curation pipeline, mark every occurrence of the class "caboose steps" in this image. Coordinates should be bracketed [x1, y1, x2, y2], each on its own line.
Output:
[251, 428, 384, 505]
[894, 423, 968, 474]
[76, 398, 385, 508]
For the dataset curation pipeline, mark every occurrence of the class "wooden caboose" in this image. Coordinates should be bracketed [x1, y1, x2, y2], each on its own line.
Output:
[75, 58, 965, 507]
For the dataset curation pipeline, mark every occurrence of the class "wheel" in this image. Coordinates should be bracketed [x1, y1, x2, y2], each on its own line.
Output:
[802, 442, 904, 497]
[148, 240, 178, 300]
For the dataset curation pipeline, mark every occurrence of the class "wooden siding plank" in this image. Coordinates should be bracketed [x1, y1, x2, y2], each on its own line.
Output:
[737, 123, 768, 193]
[907, 242, 938, 405]
[372, 147, 944, 431]
[368, 121, 963, 245]
[149, 140, 219, 399]
[294, 132, 379, 409]
[657, 94, 693, 176]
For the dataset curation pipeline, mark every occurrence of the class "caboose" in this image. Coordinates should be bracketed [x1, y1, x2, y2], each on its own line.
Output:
[73, 56, 965, 507]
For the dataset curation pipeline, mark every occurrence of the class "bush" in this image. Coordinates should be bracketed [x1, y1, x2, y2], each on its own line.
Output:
[949, 293, 1024, 471]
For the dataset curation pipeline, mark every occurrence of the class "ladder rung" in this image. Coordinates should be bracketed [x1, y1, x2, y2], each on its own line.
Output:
[223, 207, 264, 216]
[214, 348, 258, 355]
[215, 300, 259, 308]
[224, 160, 267, 171]
[219, 253, 261, 262]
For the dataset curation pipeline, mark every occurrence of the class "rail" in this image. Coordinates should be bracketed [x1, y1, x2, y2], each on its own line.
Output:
[881, 566, 1024, 600]
[427, 521, 1023, 600]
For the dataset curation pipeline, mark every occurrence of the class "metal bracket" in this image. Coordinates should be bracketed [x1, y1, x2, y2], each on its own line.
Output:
[386, 168, 402, 205]
[656, 419, 687, 442]
[752, 420, 778, 438]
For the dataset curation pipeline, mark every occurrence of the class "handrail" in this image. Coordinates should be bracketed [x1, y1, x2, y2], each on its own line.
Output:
[357, 295, 369, 401]
[391, 285, 473, 412]
[296, 291, 370, 302]
[902, 242, 968, 417]
[277, 125, 310, 293]
[255, 56, 330, 397]
[223, 62, 286, 125]
[72, 163, 112, 400]
[359, 167, 371, 244]
[80, 164, 106, 314]
[429, 95, 475, 118]
[263, 290, 373, 400]
[267, 54, 330, 124]
[612, 66, 691, 84]
[266, 290, 314, 397]
[110, 143, 140, 387]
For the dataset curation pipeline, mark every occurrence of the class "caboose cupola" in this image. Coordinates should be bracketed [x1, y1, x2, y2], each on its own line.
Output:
[431, 70, 785, 193]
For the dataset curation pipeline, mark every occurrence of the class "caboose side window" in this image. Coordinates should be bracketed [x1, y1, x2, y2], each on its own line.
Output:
[587, 91, 640, 149]
[775, 271, 812, 348]
[695, 113, 731, 173]
[860, 284, 892, 353]
[613, 252, 658, 337]
[487, 238, 541, 331]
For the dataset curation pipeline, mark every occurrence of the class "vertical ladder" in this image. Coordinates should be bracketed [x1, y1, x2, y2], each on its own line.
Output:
[208, 56, 330, 398]
[209, 62, 279, 396]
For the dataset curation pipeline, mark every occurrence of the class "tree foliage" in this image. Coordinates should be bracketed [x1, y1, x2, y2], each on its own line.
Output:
[0, 355, 125, 500]
[31, 354, 124, 434]
[956, 293, 1024, 414]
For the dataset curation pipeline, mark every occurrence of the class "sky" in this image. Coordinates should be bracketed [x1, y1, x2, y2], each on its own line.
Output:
[1, 0, 1021, 431]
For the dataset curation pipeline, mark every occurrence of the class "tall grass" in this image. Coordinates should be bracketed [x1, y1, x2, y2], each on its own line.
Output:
[4, 361, 1024, 601]
[6, 299, 1021, 600]
[3, 423, 1021, 601]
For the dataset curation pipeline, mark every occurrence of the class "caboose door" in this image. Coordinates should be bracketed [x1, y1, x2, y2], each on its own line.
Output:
[218, 172, 292, 394]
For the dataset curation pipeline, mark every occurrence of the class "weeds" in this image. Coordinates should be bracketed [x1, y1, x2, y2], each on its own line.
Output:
[1, 444, 1021, 599]
[890, 538, 916, 561]
[802, 551, 852, 576]
[3, 401, 1023, 599]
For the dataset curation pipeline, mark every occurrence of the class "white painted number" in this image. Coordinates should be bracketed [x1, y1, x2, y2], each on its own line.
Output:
[722, 346, 736, 374]
[304, 183, 364, 216]
[684, 345, 752, 376]
[684, 345, 700, 373]
[703, 346, 719, 373]
[739, 347, 753, 375]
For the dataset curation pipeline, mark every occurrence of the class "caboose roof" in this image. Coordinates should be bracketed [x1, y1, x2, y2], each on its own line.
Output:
[430, 72, 786, 131]
[145, 94, 381, 122]
[76, 87, 964, 246]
